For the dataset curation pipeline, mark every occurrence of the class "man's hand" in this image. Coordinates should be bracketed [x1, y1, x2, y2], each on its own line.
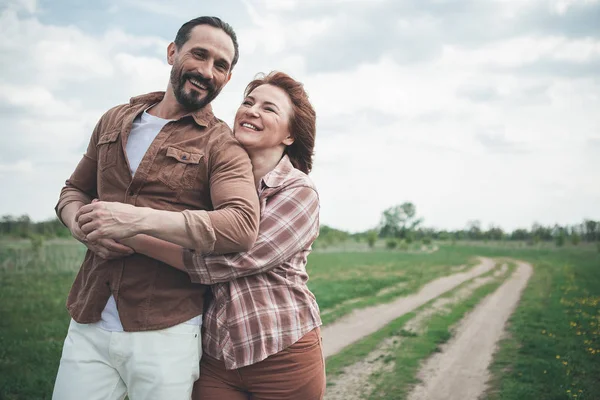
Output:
[76, 201, 148, 242]
[67, 211, 134, 260]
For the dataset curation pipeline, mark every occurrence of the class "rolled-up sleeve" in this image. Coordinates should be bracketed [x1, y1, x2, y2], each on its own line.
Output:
[181, 127, 260, 254]
[54, 120, 101, 225]
[182, 185, 319, 284]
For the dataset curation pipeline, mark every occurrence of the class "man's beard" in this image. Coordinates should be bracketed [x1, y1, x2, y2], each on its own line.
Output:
[170, 67, 220, 111]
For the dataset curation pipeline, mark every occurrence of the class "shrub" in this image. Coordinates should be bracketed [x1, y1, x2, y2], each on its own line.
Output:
[367, 231, 378, 249]
[29, 234, 44, 255]
[571, 233, 581, 246]
[386, 238, 398, 249]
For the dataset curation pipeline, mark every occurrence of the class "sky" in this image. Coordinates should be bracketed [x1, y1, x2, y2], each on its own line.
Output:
[1, 0, 599, 233]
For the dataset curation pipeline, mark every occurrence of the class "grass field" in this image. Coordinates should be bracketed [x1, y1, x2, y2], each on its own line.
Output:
[1, 239, 599, 399]
[325, 244, 600, 399]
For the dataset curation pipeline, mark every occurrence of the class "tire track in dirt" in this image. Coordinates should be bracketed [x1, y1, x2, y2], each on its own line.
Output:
[407, 261, 533, 400]
[324, 264, 510, 400]
[321, 257, 497, 358]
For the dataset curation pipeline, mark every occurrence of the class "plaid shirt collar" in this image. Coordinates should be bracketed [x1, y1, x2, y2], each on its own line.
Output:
[261, 155, 294, 189]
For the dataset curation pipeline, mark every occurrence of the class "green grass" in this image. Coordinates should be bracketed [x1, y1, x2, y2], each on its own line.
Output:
[308, 248, 477, 324]
[0, 271, 74, 399]
[1, 239, 598, 399]
[0, 239, 475, 398]
[483, 248, 600, 400]
[0, 240, 83, 399]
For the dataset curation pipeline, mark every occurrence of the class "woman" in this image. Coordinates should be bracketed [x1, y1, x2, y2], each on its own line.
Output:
[122, 71, 325, 399]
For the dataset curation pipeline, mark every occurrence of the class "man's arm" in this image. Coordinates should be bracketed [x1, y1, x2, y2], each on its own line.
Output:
[119, 186, 319, 284]
[56, 117, 133, 259]
[77, 127, 260, 254]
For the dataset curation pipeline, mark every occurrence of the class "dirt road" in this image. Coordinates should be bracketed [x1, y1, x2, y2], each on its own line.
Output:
[407, 260, 533, 400]
[321, 257, 497, 358]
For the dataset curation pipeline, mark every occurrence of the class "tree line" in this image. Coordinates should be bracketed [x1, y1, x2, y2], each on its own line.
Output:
[315, 202, 600, 249]
[0, 215, 70, 239]
[2, 205, 599, 249]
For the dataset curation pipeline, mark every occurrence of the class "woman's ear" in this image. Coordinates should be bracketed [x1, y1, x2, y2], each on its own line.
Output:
[283, 135, 295, 146]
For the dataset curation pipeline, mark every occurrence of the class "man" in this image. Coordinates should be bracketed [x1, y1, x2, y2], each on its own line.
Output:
[52, 17, 260, 400]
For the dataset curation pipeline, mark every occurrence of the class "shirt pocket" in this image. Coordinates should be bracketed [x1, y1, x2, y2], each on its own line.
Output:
[96, 129, 121, 172]
[158, 146, 204, 190]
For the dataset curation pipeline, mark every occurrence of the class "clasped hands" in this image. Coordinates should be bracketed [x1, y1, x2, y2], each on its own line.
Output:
[70, 200, 147, 260]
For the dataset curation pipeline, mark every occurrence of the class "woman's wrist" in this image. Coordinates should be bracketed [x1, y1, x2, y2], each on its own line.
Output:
[119, 235, 143, 253]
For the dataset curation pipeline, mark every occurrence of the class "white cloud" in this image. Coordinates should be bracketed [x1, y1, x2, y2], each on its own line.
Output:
[552, 0, 600, 14]
[0, 160, 34, 175]
[1, 0, 599, 232]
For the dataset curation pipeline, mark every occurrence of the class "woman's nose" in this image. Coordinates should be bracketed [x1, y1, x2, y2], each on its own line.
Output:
[246, 105, 260, 117]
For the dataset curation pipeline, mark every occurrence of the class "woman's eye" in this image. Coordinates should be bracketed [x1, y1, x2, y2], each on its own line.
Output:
[265, 107, 275, 112]
[242, 100, 252, 106]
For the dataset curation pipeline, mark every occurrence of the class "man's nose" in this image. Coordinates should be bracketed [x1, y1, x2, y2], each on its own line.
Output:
[196, 61, 213, 81]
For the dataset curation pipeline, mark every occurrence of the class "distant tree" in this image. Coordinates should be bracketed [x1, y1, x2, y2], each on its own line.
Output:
[510, 228, 529, 241]
[555, 227, 566, 247]
[366, 230, 378, 249]
[466, 220, 482, 240]
[486, 225, 505, 241]
[571, 232, 581, 246]
[379, 202, 423, 239]
[314, 225, 350, 248]
[386, 238, 398, 249]
[584, 220, 598, 242]
[438, 231, 451, 241]
[531, 223, 553, 241]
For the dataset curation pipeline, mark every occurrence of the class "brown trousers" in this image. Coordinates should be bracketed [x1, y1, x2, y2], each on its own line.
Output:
[193, 328, 326, 400]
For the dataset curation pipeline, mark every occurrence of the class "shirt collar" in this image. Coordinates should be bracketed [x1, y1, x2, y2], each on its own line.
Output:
[129, 91, 214, 128]
[261, 155, 294, 189]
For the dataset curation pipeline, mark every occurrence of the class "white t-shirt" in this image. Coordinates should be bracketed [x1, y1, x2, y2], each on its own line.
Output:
[92, 108, 201, 331]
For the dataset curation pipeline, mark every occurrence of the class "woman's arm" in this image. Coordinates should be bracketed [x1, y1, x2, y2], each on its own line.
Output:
[120, 234, 186, 272]
[123, 185, 319, 285]
[182, 185, 319, 285]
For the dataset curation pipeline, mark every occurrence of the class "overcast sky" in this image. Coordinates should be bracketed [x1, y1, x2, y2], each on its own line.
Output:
[1, 0, 599, 232]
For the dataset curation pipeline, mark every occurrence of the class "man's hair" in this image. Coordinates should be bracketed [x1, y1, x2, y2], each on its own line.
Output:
[174, 16, 239, 69]
[244, 71, 317, 174]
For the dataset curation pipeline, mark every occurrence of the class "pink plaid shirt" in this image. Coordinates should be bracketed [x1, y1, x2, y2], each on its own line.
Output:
[183, 155, 322, 369]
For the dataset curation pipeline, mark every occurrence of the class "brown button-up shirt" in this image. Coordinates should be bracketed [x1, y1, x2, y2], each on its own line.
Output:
[55, 92, 260, 331]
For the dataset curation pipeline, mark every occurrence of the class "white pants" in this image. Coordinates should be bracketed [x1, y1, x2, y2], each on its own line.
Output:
[52, 319, 201, 400]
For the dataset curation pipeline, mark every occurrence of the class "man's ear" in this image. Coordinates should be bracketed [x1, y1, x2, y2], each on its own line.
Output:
[283, 135, 295, 146]
[226, 71, 233, 84]
[167, 42, 177, 66]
